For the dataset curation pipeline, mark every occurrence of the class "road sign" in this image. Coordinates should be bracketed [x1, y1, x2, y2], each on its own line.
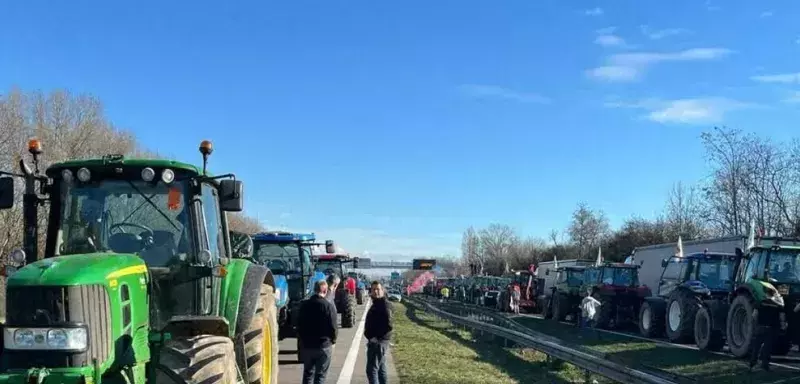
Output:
[412, 258, 436, 270]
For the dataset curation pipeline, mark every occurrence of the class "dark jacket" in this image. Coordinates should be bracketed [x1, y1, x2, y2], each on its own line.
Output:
[298, 294, 338, 348]
[365, 297, 393, 342]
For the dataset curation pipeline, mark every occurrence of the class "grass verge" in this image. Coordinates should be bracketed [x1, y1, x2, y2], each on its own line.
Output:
[513, 315, 800, 384]
[392, 300, 609, 384]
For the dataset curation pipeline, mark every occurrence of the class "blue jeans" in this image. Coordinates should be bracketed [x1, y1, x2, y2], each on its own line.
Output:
[366, 341, 389, 384]
[302, 346, 332, 384]
[580, 317, 597, 338]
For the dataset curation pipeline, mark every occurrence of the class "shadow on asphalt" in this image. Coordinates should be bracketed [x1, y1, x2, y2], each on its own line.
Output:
[404, 301, 574, 384]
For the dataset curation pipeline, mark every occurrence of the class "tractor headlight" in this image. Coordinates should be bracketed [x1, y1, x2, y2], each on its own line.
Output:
[4, 327, 88, 351]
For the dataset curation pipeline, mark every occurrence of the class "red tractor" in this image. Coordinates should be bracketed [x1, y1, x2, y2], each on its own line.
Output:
[313, 252, 360, 328]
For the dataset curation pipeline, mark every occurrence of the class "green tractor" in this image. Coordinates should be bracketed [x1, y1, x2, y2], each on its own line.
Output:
[543, 265, 586, 321]
[724, 238, 800, 357]
[0, 139, 279, 383]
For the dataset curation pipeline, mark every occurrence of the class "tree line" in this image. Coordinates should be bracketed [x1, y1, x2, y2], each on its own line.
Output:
[460, 127, 800, 276]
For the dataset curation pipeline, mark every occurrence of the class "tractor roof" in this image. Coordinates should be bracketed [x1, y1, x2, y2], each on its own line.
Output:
[252, 231, 316, 243]
[558, 266, 586, 271]
[683, 252, 736, 260]
[48, 157, 203, 176]
[599, 262, 639, 269]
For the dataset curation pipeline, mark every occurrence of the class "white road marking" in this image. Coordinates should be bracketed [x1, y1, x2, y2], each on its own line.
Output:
[336, 302, 371, 384]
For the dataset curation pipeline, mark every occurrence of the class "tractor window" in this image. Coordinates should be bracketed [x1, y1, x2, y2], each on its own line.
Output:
[201, 183, 224, 262]
[565, 269, 583, 286]
[56, 178, 192, 265]
[662, 260, 683, 280]
[254, 242, 303, 274]
[766, 250, 800, 283]
[601, 267, 637, 286]
[697, 258, 735, 290]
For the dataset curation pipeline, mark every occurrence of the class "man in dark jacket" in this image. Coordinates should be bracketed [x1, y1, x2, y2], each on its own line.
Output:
[750, 304, 780, 370]
[365, 281, 393, 384]
[298, 280, 338, 384]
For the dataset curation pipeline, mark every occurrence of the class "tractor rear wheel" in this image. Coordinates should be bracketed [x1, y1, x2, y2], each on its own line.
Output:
[155, 335, 238, 384]
[236, 284, 280, 384]
[665, 289, 699, 343]
[342, 294, 356, 328]
[595, 297, 615, 329]
[727, 294, 756, 358]
[553, 293, 568, 321]
[694, 306, 724, 351]
[356, 288, 364, 305]
[638, 301, 663, 338]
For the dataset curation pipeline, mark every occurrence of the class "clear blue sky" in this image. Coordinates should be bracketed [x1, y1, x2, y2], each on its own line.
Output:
[2, 1, 800, 261]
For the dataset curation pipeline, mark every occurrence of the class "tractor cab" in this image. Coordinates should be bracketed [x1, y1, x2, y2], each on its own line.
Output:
[311, 247, 360, 328]
[0, 140, 280, 384]
[252, 232, 319, 302]
[658, 251, 737, 299]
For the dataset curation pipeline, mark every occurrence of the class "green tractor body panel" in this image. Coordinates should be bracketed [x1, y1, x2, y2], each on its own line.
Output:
[49, 158, 203, 177]
[219, 258, 252, 338]
[1, 254, 150, 382]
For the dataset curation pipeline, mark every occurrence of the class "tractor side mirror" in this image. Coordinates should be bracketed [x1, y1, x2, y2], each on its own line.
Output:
[639, 260, 645, 266]
[325, 240, 335, 254]
[353, 257, 360, 269]
[0, 177, 14, 210]
[661, 259, 668, 268]
[735, 247, 744, 258]
[219, 179, 243, 212]
[545, 269, 550, 276]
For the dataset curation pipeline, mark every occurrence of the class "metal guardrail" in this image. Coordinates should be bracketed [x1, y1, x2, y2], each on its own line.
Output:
[407, 296, 677, 384]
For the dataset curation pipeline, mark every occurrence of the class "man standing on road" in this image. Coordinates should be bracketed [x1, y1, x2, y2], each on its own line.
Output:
[326, 274, 341, 305]
[298, 280, 338, 384]
[749, 304, 779, 370]
[365, 281, 393, 384]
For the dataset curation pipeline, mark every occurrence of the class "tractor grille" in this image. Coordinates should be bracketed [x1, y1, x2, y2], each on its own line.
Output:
[3, 285, 112, 369]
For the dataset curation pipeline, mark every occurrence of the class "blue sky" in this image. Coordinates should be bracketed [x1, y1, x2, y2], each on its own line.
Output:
[2, 1, 800, 261]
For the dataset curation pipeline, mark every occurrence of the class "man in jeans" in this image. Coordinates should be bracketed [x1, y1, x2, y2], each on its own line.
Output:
[365, 281, 393, 384]
[298, 280, 338, 384]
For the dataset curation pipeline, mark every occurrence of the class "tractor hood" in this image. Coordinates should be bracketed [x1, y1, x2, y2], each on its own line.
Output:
[7, 253, 145, 286]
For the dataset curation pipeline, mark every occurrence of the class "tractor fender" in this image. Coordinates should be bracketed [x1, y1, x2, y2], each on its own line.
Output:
[644, 296, 667, 313]
[701, 298, 730, 332]
[222, 261, 274, 338]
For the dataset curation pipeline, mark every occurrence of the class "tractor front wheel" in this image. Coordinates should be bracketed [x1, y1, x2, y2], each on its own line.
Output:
[155, 335, 238, 384]
[236, 284, 280, 384]
[694, 306, 724, 351]
[727, 294, 756, 358]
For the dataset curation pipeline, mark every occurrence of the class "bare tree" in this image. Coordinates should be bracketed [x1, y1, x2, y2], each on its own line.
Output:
[664, 182, 708, 239]
[227, 212, 265, 234]
[478, 224, 518, 275]
[460, 226, 484, 275]
[568, 202, 610, 258]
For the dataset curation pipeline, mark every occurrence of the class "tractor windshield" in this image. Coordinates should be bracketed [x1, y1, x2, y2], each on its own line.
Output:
[697, 257, 735, 290]
[56, 178, 193, 266]
[766, 249, 800, 283]
[315, 259, 346, 278]
[565, 269, 583, 286]
[253, 242, 312, 276]
[601, 267, 638, 287]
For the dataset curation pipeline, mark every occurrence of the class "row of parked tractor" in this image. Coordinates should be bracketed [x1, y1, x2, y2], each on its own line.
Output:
[0, 139, 369, 383]
[437, 235, 800, 360]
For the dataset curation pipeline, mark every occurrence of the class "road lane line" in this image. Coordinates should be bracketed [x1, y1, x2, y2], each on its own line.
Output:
[336, 301, 371, 384]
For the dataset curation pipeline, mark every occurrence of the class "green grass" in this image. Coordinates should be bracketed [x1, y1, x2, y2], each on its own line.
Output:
[513, 316, 800, 384]
[392, 301, 610, 384]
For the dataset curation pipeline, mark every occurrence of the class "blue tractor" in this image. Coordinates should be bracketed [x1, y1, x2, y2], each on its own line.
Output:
[250, 231, 327, 341]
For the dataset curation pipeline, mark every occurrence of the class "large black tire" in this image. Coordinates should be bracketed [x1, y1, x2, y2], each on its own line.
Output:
[155, 335, 238, 384]
[553, 293, 568, 321]
[335, 288, 347, 314]
[356, 289, 364, 305]
[595, 297, 614, 329]
[727, 294, 756, 358]
[341, 294, 356, 328]
[639, 301, 663, 338]
[665, 289, 699, 343]
[235, 284, 279, 384]
[694, 306, 724, 351]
